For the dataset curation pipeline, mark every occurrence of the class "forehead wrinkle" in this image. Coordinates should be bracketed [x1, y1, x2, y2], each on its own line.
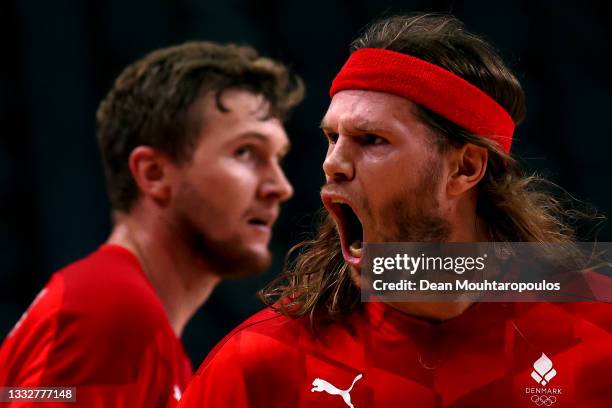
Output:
[338, 114, 395, 136]
[322, 92, 410, 134]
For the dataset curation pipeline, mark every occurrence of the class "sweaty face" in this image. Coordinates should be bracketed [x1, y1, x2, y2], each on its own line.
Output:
[170, 89, 293, 277]
[320, 90, 451, 269]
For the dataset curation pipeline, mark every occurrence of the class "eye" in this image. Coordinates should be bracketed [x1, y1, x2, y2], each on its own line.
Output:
[234, 145, 254, 160]
[276, 152, 287, 166]
[325, 132, 339, 144]
[362, 133, 387, 146]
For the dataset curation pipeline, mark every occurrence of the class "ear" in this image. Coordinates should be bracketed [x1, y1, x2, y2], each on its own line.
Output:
[128, 146, 174, 206]
[446, 143, 488, 197]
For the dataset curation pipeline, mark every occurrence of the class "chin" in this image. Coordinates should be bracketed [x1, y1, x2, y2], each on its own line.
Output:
[227, 243, 272, 278]
[248, 246, 273, 269]
[188, 227, 273, 278]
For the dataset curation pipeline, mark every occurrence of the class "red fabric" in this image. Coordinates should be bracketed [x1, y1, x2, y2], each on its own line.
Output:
[330, 48, 516, 153]
[179, 301, 611, 407]
[0, 244, 193, 407]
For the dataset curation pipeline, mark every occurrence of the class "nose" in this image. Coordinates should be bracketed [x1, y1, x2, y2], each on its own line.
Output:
[323, 136, 355, 182]
[259, 161, 294, 203]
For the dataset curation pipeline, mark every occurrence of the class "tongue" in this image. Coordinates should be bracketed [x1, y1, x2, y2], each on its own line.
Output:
[349, 239, 362, 258]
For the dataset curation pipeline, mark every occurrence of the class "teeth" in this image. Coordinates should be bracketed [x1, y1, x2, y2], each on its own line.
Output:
[331, 199, 344, 204]
[349, 240, 362, 257]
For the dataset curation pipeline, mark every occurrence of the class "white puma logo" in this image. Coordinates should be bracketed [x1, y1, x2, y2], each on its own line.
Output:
[311, 373, 363, 408]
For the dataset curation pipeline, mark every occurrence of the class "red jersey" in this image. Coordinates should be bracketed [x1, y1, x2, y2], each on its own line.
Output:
[0, 244, 192, 407]
[179, 301, 611, 407]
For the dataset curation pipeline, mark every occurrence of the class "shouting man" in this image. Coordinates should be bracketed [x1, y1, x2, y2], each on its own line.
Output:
[178, 14, 611, 408]
[0, 42, 303, 406]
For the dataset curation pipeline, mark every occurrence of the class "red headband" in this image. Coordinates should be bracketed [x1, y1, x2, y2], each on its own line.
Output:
[330, 48, 515, 153]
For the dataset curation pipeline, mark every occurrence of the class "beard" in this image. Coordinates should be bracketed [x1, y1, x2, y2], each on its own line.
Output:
[172, 183, 272, 279]
[368, 161, 451, 243]
[178, 213, 273, 279]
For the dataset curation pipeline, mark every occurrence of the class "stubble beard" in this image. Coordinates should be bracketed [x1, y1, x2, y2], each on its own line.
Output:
[182, 218, 272, 279]
[172, 183, 272, 279]
[372, 161, 451, 243]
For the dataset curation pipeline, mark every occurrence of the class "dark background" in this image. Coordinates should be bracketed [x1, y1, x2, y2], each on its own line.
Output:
[1, 0, 610, 367]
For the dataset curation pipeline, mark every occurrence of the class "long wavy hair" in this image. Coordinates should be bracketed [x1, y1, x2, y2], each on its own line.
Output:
[260, 14, 602, 325]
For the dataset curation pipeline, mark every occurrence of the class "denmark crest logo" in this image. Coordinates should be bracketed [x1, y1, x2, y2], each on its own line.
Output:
[531, 353, 557, 386]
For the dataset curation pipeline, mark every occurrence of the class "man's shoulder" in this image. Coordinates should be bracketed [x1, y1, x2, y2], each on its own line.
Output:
[1, 246, 182, 387]
[206, 307, 312, 362]
[582, 270, 612, 302]
[180, 308, 323, 406]
[560, 300, 612, 333]
[57, 245, 169, 335]
[6, 245, 173, 359]
[560, 271, 612, 331]
[196, 307, 329, 376]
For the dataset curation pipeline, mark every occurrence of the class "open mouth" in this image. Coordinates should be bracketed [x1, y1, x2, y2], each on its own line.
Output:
[248, 218, 269, 226]
[246, 213, 276, 232]
[327, 200, 364, 267]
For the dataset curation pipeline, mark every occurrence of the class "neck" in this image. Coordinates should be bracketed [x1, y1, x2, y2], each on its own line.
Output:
[384, 211, 489, 322]
[107, 209, 220, 337]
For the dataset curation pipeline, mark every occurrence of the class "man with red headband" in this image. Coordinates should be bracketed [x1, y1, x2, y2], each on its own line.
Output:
[178, 14, 611, 407]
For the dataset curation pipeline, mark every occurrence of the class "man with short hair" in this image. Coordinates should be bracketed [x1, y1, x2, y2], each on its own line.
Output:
[178, 14, 611, 407]
[0, 41, 303, 407]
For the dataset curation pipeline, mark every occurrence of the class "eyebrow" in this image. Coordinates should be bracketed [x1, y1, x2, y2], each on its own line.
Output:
[235, 131, 291, 156]
[319, 118, 390, 135]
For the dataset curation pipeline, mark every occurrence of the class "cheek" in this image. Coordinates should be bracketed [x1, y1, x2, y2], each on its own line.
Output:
[212, 167, 258, 208]
[180, 161, 259, 223]
[205, 165, 256, 199]
[357, 154, 417, 204]
[358, 153, 433, 226]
